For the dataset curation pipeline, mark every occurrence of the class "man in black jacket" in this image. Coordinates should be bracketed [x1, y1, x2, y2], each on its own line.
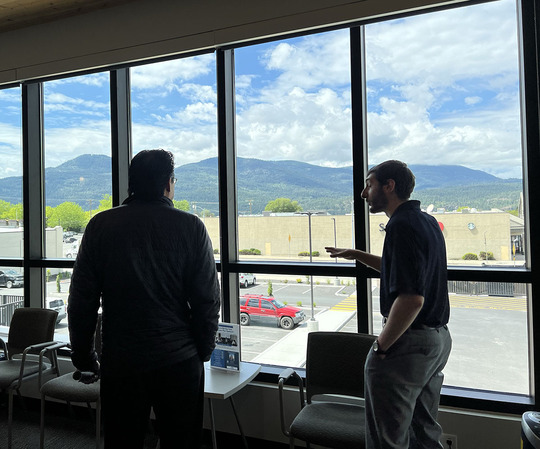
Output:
[68, 149, 221, 448]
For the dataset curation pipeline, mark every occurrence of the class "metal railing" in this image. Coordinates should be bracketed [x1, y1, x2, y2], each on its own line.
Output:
[0, 295, 24, 326]
[448, 281, 526, 297]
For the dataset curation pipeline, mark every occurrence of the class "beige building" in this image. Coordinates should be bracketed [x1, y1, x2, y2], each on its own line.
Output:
[203, 209, 523, 263]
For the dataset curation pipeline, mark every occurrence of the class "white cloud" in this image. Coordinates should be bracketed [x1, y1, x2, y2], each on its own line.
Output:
[132, 123, 217, 164]
[44, 120, 111, 168]
[0, 0, 523, 182]
[228, 0, 522, 178]
[131, 54, 214, 89]
[44, 92, 109, 118]
[465, 96, 482, 105]
[47, 72, 109, 88]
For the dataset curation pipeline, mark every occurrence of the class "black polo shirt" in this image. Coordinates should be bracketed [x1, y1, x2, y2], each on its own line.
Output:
[380, 200, 450, 327]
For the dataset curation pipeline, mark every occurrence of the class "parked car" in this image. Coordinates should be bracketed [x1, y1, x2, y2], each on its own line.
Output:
[62, 231, 74, 242]
[239, 294, 305, 330]
[65, 243, 79, 258]
[239, 273, 256, 288]
[46, 297, 67, 324]
[0, 269, 23, 289]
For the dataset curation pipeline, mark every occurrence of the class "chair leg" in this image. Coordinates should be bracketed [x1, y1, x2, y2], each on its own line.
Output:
[289, 435, 295, 449]
[96, 397, 101, 449]
[8, 389, 13, 449]
[40, 393, 46, 449]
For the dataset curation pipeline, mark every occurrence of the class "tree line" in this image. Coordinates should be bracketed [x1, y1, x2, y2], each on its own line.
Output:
[0, 195, 194, 232]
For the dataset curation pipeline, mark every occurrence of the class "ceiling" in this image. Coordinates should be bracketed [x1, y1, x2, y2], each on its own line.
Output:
[0, 0, 140, 34]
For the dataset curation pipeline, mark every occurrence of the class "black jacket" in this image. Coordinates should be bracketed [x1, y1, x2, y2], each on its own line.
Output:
[68, 196, 221, 375]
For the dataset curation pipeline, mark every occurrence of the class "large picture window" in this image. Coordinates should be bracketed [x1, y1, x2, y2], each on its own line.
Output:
[0, 0, 537, 413]
[364, 0, 529, 395]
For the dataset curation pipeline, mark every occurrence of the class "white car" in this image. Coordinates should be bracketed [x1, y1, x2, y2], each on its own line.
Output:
[46, 297, 67, 324]
[239, 273, 256, 288]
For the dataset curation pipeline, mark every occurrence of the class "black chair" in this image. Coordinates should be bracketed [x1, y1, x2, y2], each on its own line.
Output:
[40, 315, 102, 449]
[278, 331, 376, 449]
[0, 307, 59, 449]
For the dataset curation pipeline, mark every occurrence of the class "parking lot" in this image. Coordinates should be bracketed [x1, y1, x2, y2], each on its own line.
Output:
[0, 276, 531, 394]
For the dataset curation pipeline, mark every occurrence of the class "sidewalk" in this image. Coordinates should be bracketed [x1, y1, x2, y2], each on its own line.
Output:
[251, 308, 356, 367]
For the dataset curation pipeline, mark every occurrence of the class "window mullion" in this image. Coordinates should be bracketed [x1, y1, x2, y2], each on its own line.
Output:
[217, 48, 239, 323]
[22, 82, 45, 308]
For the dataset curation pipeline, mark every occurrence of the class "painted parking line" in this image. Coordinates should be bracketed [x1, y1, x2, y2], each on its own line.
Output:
[331, 294, 527, 312]
[449, 294, 527, 311]
[331, 295, 357, 311]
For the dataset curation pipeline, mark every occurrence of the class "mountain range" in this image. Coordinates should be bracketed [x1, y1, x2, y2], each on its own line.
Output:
[0, 154, 522, 215]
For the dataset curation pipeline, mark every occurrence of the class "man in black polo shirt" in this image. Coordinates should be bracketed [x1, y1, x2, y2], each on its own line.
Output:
[326, 160, 451, 449]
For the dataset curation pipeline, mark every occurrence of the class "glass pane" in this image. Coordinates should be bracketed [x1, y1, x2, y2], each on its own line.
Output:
[365, 0, 525, 268]
[370, 280, 529, 395]
[130, 55, 219, 244]
[44, 267, 72, 343]
[239, 274, 356, 367]
[235, 30, 353, 261]
[43, 73, 112, 258]
[0, 86, 23, 258]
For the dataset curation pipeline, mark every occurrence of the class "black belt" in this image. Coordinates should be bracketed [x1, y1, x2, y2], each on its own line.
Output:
[382, 317, 447, 331]
[410, 323, 447, 331]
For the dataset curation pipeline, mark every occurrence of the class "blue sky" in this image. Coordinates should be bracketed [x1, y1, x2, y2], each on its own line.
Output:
[0, 0, 523, 180]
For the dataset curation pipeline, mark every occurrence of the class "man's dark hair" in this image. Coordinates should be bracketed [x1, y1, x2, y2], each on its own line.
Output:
[367, 160, 415, 200]
[128, 149, 175, 199]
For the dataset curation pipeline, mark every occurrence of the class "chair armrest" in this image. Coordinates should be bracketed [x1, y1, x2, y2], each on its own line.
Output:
[11, 341, 58, 390]
[278, 367, 305, 438]
[38, 342, 69, 389]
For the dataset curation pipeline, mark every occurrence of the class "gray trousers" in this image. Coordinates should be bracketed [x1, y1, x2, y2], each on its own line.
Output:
[365, 326, 452, 449]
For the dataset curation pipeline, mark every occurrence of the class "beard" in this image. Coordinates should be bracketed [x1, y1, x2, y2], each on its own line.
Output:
[368, 189, 388, 214]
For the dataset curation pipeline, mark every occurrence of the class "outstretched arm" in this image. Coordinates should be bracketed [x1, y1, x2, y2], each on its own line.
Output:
[325, 247, 382, 272]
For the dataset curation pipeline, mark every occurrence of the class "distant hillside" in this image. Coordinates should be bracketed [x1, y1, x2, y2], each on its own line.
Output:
[0, 154, 523, 214]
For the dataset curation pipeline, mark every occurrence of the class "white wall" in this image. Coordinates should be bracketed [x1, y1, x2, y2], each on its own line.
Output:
[0, 0, 472, 84]
[25, 358, 523, 449]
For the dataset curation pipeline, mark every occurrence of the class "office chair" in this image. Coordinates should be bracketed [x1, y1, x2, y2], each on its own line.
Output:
[40, 315, 102, 449]
[0, 307, 59, 449]
[278, 331, 377, 449]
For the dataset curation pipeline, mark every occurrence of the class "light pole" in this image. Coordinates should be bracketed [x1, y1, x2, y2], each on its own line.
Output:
[331, 217, 339, 285]
[296, 210, 325, 330]
[331, 218, 337, 261]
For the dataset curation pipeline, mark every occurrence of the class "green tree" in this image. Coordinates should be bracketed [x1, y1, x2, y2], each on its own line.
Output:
[264, 198, 302, 213]
[173, 199, 190, 211]
[48, 202, 87, 231]
[0, 200, 12, 219]
[45, 206, 55, 227]
[96, 194, 113, 213]
[7, 203, 23, 221]
[199, 208, 215, 217]
[267, 280, 273, 297]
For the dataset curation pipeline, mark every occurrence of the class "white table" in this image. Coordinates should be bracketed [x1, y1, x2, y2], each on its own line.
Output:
[204, 361, 262, 449]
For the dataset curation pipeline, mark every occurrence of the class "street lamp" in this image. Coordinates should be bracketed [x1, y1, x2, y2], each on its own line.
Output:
[296, 210, 325, 330]
[331, 218, 337, 262]
[331, 217, 339, 286]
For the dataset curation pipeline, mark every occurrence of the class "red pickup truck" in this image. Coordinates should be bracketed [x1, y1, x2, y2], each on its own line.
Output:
[239, 294, 305, 330]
